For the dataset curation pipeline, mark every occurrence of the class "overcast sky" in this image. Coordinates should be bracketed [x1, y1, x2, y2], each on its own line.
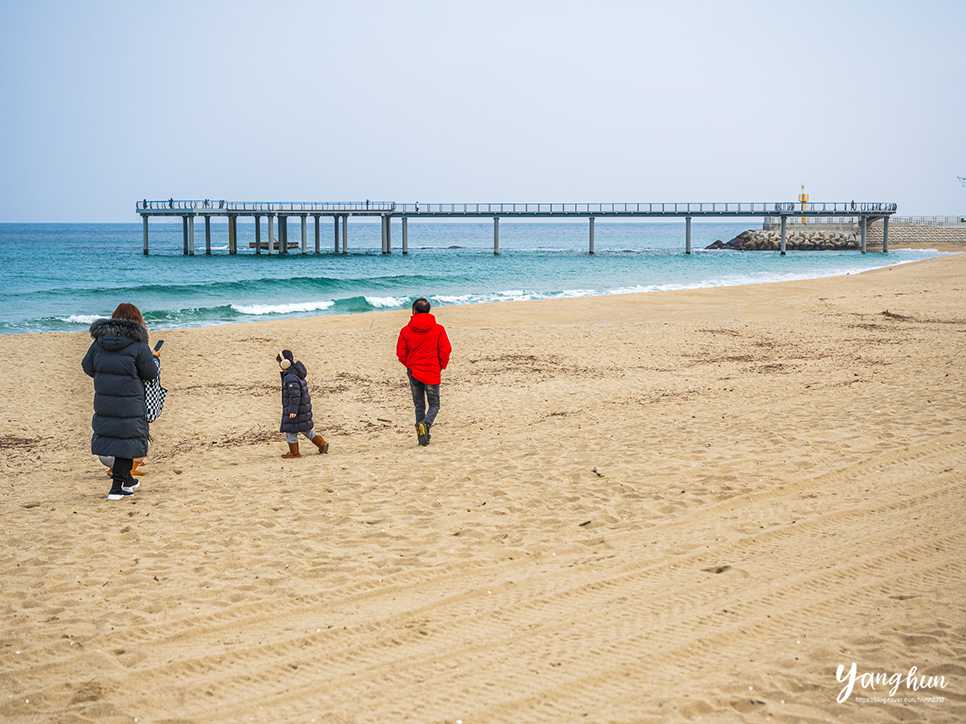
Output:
[1, 0, 963, 222]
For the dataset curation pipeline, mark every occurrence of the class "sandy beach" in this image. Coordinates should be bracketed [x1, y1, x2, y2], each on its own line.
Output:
[1, 252, 964, 723]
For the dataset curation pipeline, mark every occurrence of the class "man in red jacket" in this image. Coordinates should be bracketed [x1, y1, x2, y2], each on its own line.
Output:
[396, 297, 452, 446]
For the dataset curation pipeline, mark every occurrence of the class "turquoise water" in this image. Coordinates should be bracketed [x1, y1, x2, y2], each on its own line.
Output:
[0, 220, 947, 334]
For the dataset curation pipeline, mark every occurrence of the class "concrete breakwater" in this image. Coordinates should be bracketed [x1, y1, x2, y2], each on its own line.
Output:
[706, 228, 861, 251]
[866, 223, 966, 245]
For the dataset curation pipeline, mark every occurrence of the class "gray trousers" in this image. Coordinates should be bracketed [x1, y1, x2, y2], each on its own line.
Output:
[408, 371, 440, 427]
[286, 429, 318, 445]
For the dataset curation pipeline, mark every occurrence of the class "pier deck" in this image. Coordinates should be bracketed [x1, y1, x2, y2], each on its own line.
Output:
[137, 200, 897, 256]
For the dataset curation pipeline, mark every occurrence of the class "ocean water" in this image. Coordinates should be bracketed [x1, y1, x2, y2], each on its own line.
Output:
[0, 220, 947, 335]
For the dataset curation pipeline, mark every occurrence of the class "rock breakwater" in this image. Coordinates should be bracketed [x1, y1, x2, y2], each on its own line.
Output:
[707, 228, 859, 251]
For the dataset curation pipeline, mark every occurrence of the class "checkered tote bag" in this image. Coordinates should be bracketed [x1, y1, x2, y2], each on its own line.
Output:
[144, 376, 167, 423]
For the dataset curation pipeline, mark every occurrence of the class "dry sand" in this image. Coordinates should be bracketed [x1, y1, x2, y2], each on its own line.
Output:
[2, 253, 965, 723]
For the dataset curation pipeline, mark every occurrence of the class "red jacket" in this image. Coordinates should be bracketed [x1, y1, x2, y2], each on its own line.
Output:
[397, 313, 451, 385]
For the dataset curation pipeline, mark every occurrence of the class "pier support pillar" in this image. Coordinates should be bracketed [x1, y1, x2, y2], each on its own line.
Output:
[381, 216, 387, 253]
[685, 216, 691, 255]
[386, 216, 392, 254]
[882, 216, 889, 253]
[205, 215, 211, 255]
[267, 214, 275, 255]
[142, 216, 149, 255]
[182, 216, 189, 255]
[780, 216, 787, 256]
[402, 217, 408, 255]
[589, 217, 595, 255]
[255, 216, 261, 254]
[494, 217, 500, 255]
[314, 215, 320, 253]
[342, 215, 348, 254]
[860, 217, 867, 254]
[188, 216, 195, 256]
[301, 215, 307, 254]
[334, 216, 340, 253]
[228, 216, 237, 255]
[280, 216, 288, 254]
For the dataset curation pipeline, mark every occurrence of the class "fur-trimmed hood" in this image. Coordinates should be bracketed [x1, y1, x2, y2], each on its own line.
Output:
[89, 317, 149, 349]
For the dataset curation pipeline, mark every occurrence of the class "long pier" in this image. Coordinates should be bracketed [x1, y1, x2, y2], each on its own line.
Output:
[137, 200, 897, 256]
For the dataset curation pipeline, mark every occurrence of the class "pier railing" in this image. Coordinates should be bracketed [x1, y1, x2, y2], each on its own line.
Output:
[393, 202, 898, 215]
[766, 214, 966, 227]
[889, 215, 965, 225]
[137, 200, 395, 212]
[765, 216, 863, 226]
[137, 200, 897, 216]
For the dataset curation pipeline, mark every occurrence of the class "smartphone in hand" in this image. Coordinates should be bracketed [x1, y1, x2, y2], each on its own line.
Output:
[154, 340, 164, 351]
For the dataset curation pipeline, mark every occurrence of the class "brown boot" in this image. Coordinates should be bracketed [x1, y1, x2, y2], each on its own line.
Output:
[310, 435, 329, 454]
[281, 442, 301, 458]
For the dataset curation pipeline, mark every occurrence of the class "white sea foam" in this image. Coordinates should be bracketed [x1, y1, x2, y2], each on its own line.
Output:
[605, 285, 670, 295]
[61, 314, 101, 325]
[365, 296, 409, 308]
[497, 290, 570, 302]
[556, 288, 598, 298]
[431, 294, 476, 305]
[432, 289, 600, 306]
[231, 300, 335, 315]
[446, 290, 539, 303]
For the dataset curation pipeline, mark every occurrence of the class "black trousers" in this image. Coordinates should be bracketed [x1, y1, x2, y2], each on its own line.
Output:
[110, 456, 134, 492]
[408, 371, 440, 427]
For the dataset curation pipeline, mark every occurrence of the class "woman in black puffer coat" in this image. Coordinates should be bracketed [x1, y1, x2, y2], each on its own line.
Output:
[82, 304, 159, 500]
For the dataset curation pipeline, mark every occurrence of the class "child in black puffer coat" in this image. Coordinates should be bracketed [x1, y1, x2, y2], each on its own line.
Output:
[277, 350, 329, 458]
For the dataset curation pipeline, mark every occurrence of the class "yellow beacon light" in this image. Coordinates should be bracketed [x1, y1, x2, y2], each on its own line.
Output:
[798, 184, 809, 224]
